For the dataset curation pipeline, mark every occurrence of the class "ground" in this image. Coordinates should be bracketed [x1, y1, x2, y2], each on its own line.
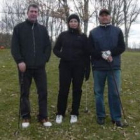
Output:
[0, 50, 140, 140]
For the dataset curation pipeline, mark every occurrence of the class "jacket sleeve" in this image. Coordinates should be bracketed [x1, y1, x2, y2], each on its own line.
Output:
[53, 33, 63, 58]
[11, 26, 24, 64]
[88, 32, 102, 59]
[84, 55, 91, 81]
[110, 30, 125, 56]
[82, 35, 91, 81]
[45, 29, 51, 62]
[83, 34, 92, 55]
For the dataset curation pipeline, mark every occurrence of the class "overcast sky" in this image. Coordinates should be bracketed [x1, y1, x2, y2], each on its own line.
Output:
[0, 0, 140, 46]
[128, 16, 140, 45]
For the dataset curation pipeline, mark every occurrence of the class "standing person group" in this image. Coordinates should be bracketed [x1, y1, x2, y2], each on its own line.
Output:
[11, 2, 125, 128]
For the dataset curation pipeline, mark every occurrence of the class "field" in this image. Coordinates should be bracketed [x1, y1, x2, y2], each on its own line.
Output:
[0, 49, 140, 140]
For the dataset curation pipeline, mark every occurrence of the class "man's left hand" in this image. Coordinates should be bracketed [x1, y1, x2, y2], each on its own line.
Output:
[107, 55, 113, 62]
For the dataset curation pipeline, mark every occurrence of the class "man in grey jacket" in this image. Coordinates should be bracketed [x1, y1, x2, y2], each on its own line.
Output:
[11, 3, 52, 128]
[89, 9, 125, 127]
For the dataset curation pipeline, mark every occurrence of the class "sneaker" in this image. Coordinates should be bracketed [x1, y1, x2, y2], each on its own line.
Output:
[22, 119, 30, 128]
[70, 115, 78, 124]
[97, 117, 105, 125]
[56, 115, 63, 124]
[40, 119, 52, 127]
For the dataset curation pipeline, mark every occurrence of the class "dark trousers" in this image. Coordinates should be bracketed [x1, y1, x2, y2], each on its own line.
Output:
[19, 67, 48, 120]
[57, 61, 85, 116]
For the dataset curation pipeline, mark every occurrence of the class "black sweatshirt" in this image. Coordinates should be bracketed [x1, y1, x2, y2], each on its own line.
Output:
[53, 29, 89, 64]
[11, 19, 51, 68]
[53, 29, 91, 80]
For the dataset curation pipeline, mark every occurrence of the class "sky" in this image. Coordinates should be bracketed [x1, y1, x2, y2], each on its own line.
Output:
[128, 16, 140, 46]
[128, 0, 140, 46]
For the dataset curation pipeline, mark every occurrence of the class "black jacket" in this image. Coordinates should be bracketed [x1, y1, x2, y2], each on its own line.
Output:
[89, 25, 125, 70]
[53, 29, 90, 80]
[11, 19, 51, 68]
[53, 30, 89, 62]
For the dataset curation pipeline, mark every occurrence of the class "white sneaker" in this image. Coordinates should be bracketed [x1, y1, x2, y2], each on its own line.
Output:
[43, 121, 52, 127]
[70, 115, 78, 123]
[56, 115, 63, 124]
[22, 119, 30, 128]
[40, 119, 52, 127]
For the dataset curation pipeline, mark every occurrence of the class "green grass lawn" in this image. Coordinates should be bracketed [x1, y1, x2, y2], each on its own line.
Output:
[0, 49, 140, 140]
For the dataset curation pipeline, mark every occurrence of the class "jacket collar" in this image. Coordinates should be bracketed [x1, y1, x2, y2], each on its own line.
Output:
[68, 27, 80, 34]
[100, 23, 111, 27]
[26, 19, 38, 26]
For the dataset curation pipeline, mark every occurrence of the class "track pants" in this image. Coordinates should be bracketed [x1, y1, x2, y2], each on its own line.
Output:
[19, 67, 48, 120]
[57, 61, 85, 116]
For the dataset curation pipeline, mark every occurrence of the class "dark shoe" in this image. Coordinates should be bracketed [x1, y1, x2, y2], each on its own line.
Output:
[112, 120, 124, 127]
[112, 120, 115, 124]
[97, 117, 105, 125]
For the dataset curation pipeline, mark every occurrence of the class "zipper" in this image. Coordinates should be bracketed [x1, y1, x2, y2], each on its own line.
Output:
[32, 23, 36, 57]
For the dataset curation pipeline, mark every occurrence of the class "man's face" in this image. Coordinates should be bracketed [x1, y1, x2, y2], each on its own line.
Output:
[99, 13, 111, 24]
[27, 6, 39, 22]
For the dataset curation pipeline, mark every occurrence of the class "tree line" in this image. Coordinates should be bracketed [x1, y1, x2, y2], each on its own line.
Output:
[0, 0, 140, 48]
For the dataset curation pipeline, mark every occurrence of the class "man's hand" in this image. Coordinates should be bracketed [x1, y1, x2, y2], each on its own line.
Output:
[18, 62, 26, 72]
[107, 55, 113, 62]
[102, 50, 111, 60]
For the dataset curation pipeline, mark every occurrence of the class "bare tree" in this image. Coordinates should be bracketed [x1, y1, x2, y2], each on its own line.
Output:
[72, 0, 95, 34]
[0, 0, 140, 48]
[1, 0, 26, 33]
[58, 0, 70, 20]
[123, 0, 140, 48]
[97, 0, 124, 26]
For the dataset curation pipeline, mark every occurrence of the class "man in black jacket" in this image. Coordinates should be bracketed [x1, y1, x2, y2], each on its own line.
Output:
[89, 9, 125, 127]
[11, 3, 52, 128]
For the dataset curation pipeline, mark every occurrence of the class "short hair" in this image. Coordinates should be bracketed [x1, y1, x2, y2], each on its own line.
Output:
[27, 3, 39, 12]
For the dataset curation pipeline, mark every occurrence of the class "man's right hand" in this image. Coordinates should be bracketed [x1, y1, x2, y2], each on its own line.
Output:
[18, 62, 26, 72]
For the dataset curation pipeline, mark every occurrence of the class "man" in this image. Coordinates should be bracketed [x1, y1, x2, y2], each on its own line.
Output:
[89, 9, 125, 127]
[11, 3, 52, 128]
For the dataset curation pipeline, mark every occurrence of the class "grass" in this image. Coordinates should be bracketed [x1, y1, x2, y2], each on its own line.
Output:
[0, 49, 140, 140]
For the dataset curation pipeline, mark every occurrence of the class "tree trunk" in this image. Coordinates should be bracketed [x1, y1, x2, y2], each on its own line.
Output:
[83, 0, 89, 34]
[84, 20, 88, 34]
[123, 0, 128, 48]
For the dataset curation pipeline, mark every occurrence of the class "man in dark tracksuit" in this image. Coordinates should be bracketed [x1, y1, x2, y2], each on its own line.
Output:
[11, 4, 52, 128]
[89, 9, 125, 127]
